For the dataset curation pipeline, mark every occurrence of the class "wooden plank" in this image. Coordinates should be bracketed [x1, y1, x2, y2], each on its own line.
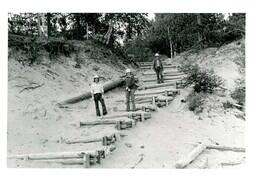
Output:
[175, 144, 206, 169]
[206, 145, 245, 152]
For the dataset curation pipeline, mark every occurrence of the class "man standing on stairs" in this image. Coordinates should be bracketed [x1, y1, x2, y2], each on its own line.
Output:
[153, 53, 164, 84]
[125, 69, 137, 111]
[90, 75, 108, 117]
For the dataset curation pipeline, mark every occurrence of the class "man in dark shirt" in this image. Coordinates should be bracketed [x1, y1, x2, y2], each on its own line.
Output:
[125, 68, 136, 111]
[153, 53, 164, 84]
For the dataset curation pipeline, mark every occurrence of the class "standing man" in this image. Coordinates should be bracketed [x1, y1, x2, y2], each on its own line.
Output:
[153, 53, 164, 84]
[125, 69, 137, 111]
[90, 75, 108, 116]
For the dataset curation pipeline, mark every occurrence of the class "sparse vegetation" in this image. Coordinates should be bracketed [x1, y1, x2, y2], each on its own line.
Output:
[231, 78, 245, 106]
[187, 92, 205, 113]
[181, 64, 223, 94]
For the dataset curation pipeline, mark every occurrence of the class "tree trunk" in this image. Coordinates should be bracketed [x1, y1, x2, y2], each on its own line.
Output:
[167, 27, 173, 58]
[47, 13, 51, 38]
[197, 13, 203, 47]
[86, 23, 89, 40]
[37, 13, 42, 37]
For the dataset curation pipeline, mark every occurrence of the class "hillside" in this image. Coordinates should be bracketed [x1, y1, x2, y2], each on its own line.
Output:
[7, 39, 245, 168]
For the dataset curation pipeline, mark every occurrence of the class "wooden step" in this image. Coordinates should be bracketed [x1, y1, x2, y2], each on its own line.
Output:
[142, 76, 185, 83]
[142, 70, 181, 75]
[79, 118, 135, 128]
[143, 73, 186, 79]
[99, 111, 151, 122]
[140, 65, 177, 70]
[138, 82, 176, 90]
[135, 88, 180, 97]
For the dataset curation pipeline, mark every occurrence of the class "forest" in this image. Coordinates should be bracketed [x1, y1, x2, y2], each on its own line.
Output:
[8, 13, 245, 62]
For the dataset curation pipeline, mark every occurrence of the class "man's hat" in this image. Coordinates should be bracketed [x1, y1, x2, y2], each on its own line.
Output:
[155, 53, 159, 57]
[125, 68, 131, 73]
[93, 75, 99, 79]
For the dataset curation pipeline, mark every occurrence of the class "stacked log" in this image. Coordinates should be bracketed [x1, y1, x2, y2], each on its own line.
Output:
[79, 118, 135, 128]
[64, 132, 121, 146]
[100, 111, 151, 122]
[136, 95, 174, 106]
[137, 104, 158, 112]
[135, 88, 180, 97]
[8, 145, 116, 168]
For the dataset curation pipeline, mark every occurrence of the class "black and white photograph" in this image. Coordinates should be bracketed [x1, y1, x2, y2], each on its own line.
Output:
[6, 12, 246, 169]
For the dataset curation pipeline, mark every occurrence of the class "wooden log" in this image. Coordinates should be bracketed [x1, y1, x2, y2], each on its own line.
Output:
[8, 150, 99, 160]
[79, 120, 117, 127]
[142, 71, 180, 76]
[143, 73, 185, 78]
[65, 138, 102, 144]
[221, 161, 242, 166]
[136, 98, 153, 104]
[100, 111, 151, 121]
[142, 75, 185, 83]
[140, 65, 177, 69]
[57, 78, 124, 106]
[175, 143, 206, 169]
[206, 145, 245, 152]
[138, 104, 157, 112]
[135, 88, 180, 97]
[32, 158, 87, 165]
[138, 82, 176, 90]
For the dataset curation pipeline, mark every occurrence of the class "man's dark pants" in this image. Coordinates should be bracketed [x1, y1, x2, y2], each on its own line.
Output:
[94, 93, 107, 116]
[126, 89, 136, 111]
[155, 67, 164, 83]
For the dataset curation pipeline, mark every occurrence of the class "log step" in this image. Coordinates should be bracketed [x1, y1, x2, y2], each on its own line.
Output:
[79, 118, 135, 128]
[140, 65, 177, 70]
[135, 88, 180, 97]
[65, 132, 122, 146]
[138, 82, 176, 90]
[143, 73, 185, 78]
[100, 111, 151, 122]
[142, 75, 185, 83]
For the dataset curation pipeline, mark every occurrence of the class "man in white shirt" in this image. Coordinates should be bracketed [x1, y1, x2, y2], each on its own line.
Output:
[90, 75, 107, 116]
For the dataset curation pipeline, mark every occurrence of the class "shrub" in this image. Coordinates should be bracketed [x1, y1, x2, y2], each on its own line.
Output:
[231, 79, 245, 105]
[187, 92, 205, 113]
[181, 64, 223, 93]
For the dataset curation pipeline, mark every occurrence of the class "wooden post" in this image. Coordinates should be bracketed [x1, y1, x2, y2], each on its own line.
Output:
[86, 23, 89, 40]
[152, 96, 156, 106]
[141, 113, 145, 122]
[102, 136, 108, 146]
[165, 90, 168, 106]
[83, 154, 90, 168]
